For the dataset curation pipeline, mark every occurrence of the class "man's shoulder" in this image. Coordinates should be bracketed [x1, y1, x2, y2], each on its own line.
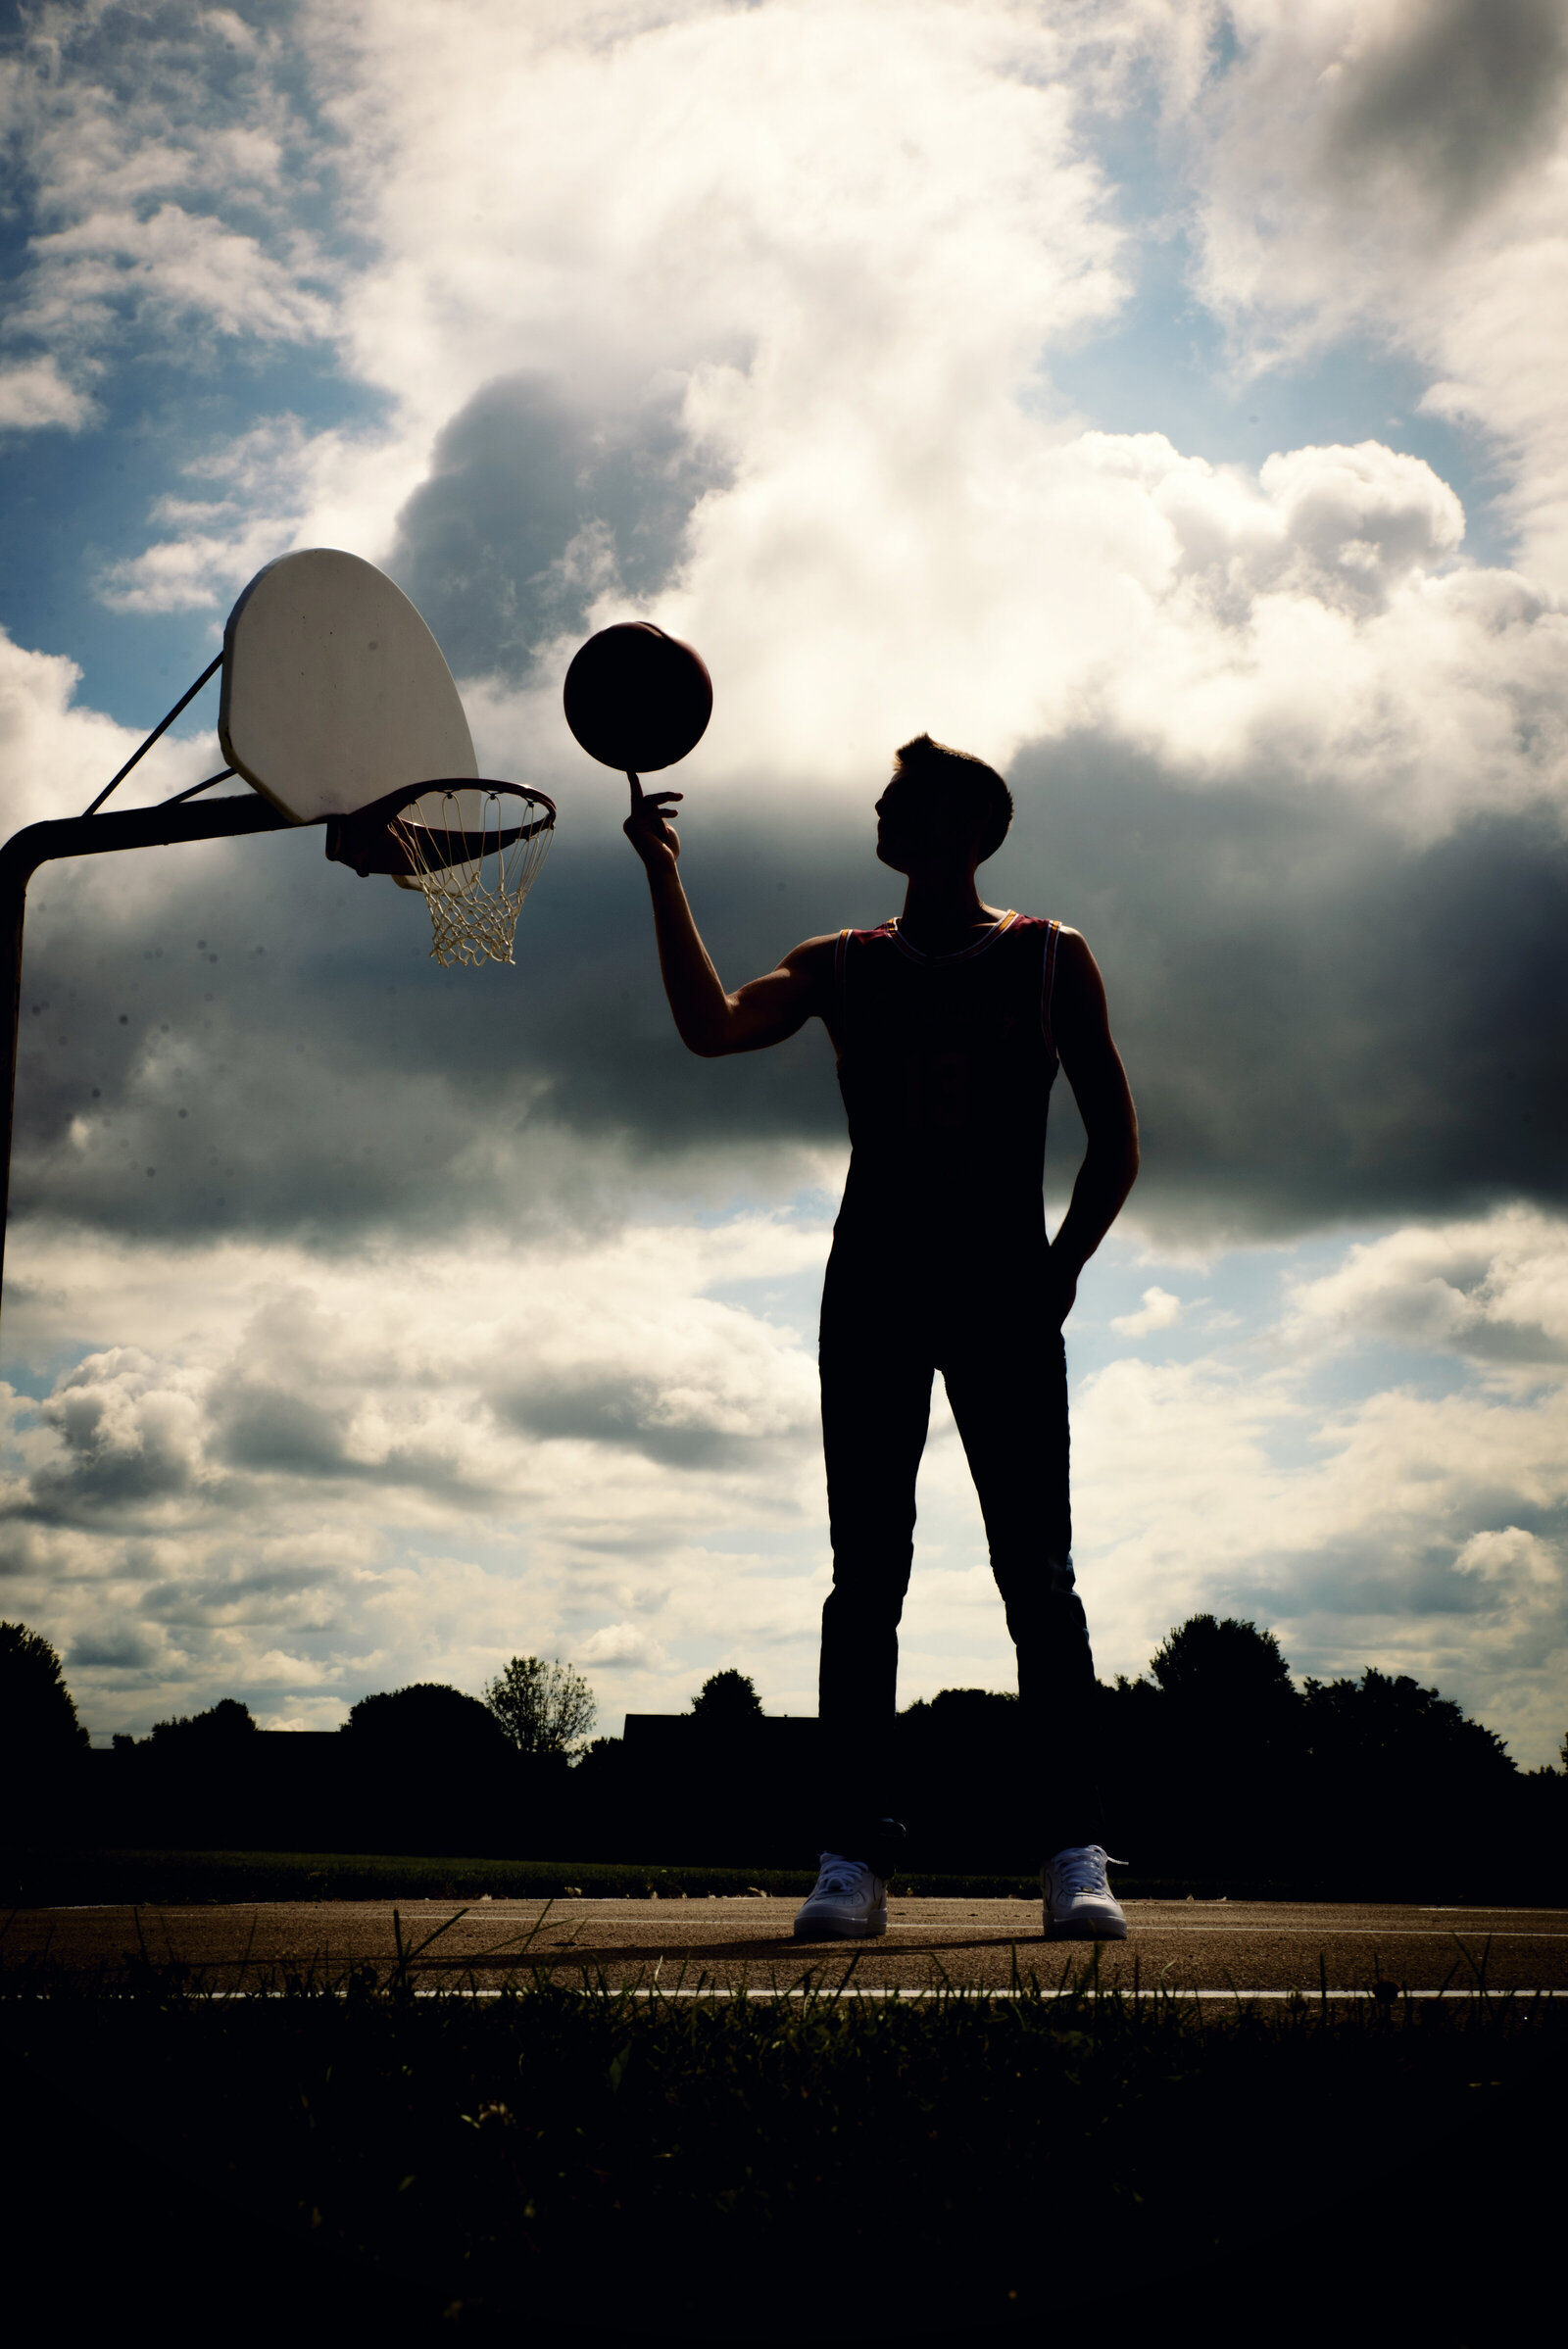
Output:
[1016, 920, 1096, 1003]
[1020, 916, 1088, 954]
[804, 921, 898, 959]
[1010, 912, 1081, 938]
[782, 931, 845, 968]
[994, 912, 1085, 965]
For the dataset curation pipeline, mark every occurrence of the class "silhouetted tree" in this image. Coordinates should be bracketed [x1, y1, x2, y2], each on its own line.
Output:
[116, 1698, 264, 1850]
[1108, 1616, 1307, 1861]
[344, 1683, 509, 1764]
[485, 1657, 597, 1758]
[1302, 1669, 1515, 1814]
[1150, 1615, 1298, 1718]
[147, 1697, 259, 1746]
[0, 1622, 90, 1854]
[900, 1688, 1018, 1774]
[1518, 1729, 1568, 1875]
[690, 1670, 764, 1727]
[1303, 1667, 1511, 1765]
[0, 1622, 90, 1765]
[1298, 1667, 1525, 1889]
[337, 1684, 515, 1851]
[1152, 1617, 1302, 1771]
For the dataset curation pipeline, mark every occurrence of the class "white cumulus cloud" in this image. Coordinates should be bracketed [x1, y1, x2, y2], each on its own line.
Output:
[1111, 1285, 1184, 1336]
[0, 356, 96, 432]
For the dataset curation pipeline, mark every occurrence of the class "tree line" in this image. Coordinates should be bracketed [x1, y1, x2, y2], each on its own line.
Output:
[3, 1616, 1563, 1896]
[902, 1616, 1566, 1895]
[111, 1653, 599, 1763]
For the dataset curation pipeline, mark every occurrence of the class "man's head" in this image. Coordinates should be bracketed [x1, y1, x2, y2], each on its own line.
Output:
[875, 734, 1013, 877]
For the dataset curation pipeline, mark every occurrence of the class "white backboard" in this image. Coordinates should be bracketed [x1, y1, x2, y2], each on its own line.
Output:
[220, 549, 477, 823]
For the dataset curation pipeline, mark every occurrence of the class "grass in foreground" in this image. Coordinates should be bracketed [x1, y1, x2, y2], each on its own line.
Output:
[3, 1945, 1561, 2339]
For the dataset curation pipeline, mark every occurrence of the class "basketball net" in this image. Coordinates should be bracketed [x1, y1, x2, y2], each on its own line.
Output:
[389, 787, 556, 968]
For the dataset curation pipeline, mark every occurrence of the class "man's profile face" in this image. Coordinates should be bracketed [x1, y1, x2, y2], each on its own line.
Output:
[875, 772, 962, 873]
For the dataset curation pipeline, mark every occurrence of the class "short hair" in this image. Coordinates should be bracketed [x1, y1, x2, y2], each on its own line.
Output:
[893, 734, 1013, 861]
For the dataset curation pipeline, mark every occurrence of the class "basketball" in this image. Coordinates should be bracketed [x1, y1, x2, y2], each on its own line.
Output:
[564, 622, 712, 774]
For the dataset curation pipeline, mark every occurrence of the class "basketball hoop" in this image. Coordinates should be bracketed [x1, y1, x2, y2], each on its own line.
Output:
[325, 779, 557, 968]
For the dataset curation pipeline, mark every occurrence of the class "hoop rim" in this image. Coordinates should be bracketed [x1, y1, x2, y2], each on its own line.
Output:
[324, 778, 557, 878]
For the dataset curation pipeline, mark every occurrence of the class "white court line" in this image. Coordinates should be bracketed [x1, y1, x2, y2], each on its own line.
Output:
[877, 1924, 1568, 1938]
[886, 1927, 1568, 1940]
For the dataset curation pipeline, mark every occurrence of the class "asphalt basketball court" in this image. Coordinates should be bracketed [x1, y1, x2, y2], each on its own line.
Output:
[15, 1895, 1566, 1994]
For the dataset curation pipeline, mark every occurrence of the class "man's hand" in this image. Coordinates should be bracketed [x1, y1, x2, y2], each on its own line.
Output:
[621, 766, 834, 1055]
[623, 770, 684, 875]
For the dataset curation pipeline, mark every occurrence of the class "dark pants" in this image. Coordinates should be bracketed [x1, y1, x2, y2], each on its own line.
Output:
[817, 1231, 1104, 1865]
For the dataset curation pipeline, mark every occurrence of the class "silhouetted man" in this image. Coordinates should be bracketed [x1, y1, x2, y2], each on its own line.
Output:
[625, 734, 1139, 1939]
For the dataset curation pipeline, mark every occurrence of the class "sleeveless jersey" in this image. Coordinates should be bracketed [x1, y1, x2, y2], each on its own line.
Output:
[833, 911, 1060, 1233]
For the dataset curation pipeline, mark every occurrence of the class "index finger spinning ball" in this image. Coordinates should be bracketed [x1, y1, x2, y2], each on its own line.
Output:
[564, 622, 712, 774]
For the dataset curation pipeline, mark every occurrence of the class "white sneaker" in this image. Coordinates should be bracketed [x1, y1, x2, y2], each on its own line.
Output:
[1041, 1844, 1128, 1940]
[792, 1853, 889, 1939]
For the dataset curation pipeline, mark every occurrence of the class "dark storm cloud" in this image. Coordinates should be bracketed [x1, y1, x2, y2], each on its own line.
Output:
[5, 806, 853, 1248]
[136, 1563, 327, 1622]
[1224, 1500, 1568, 1631]
[6, 842, 466, 1246]
[1005, 735, 1568, 1233]
[9, 739, 1565, 1250]
[1321, 0, 1568, 231]
[211, 1378, 357, 1477]
[24, 356, 1557, 1252]
[209, 1372, 504, 1503]
[494, 1363, 805, 1469]
[387, 371, 727, 681]
[67, 1628, 160, 1672]
[448, 745, 1568, 1238]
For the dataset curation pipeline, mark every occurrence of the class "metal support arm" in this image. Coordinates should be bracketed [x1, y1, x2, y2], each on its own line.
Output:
[0, 794, 303, 1319]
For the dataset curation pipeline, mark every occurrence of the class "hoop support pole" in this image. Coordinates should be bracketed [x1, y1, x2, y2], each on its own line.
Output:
[0, 794, 301, 1327]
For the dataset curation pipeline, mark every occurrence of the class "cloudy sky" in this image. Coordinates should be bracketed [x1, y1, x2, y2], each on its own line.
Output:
[1, 0, 1564, 1768]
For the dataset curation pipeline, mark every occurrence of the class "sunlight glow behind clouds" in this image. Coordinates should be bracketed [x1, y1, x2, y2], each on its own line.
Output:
[15, 0, 1553, 835]
[8, 4, 1565, 827]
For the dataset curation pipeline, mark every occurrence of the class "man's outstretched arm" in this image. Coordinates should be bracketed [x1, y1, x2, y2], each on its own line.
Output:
[1048, 928, 1140, 1320]
[624, 773, 833, 1055]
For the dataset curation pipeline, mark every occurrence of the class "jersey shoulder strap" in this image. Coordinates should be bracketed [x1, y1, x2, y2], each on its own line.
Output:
[835, 919, 897, 1015]
[1040, 917, 1061, 1061]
